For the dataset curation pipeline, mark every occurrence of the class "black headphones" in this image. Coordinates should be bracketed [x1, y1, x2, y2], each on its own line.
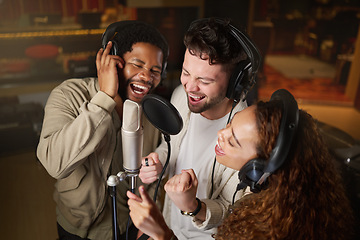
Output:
[222, 20, 262, 103]
[101, 20, 168, 79]
[188, 18, 262, 102]
[102, 21, 136, 56]
[237, 89, 299, 193]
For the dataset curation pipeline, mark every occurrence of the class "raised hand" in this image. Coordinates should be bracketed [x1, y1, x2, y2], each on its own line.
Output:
[96, 41, 124, 99]
[127, 186, 174, 240]
[164, 169, 200, 215]
[139, 152, 163, 184]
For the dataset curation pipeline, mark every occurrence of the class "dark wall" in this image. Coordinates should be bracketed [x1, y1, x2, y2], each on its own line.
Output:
[204, 0, 250, 30]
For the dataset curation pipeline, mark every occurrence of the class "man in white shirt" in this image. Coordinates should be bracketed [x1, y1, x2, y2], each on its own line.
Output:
[139, 17, 261, 239]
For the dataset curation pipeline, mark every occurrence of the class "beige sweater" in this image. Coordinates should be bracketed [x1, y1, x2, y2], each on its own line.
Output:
[37, 77, 160, 239]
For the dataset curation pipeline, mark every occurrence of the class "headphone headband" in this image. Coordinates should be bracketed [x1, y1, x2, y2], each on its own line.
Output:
[218, 19, 262, 77]
[257, 89, 299, 185]
[186, 18, 262, 102]
[237, 89, 299, 193]
[101, 20, 168, 79]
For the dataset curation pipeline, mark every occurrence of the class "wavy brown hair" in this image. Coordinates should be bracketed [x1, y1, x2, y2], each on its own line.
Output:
[184, 18, 247, 65]
[215, 100, 354, 240]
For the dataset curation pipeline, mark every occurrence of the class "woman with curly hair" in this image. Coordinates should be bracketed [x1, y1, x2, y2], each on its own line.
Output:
[214, 96, 354, 240]
[127, 89, 354, 240]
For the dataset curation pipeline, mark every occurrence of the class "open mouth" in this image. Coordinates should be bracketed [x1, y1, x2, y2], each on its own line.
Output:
[215, 141, 225, 156]
[188, 93, 205, 103]
[130, 83, 150, 95]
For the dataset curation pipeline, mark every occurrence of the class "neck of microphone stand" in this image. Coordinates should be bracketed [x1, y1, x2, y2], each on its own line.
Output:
[125, 171, 139, 193]
[130, 174, 137, 193]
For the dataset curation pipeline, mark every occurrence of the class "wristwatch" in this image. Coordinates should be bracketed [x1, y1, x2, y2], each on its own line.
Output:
[180, 198, 202, 217]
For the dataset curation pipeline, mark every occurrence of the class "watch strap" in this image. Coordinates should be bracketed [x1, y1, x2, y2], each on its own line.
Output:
[180, 198, 202, 217]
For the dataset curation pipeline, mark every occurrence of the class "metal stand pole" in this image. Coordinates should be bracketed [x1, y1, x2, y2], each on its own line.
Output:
[107, 172, 126, 240]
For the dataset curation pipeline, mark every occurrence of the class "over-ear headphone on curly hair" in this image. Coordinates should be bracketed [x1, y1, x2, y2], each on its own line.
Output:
[237, 89, 299, 193]
[102, 21, 123, 56]
[101, 20, 168, 79]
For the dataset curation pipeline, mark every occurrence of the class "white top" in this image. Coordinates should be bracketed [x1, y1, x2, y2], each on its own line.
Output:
[170, 112, 230, 239]
[155, 85, 249, 236]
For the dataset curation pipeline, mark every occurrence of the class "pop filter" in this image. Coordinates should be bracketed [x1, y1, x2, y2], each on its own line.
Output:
[141, 94, 183, 136]
[137, 94, 183, 240]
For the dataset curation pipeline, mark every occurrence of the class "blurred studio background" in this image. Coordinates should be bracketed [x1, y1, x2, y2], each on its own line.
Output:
[0, 0, 360, 239]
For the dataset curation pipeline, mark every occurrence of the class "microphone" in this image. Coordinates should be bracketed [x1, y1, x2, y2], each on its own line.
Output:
[107, 100, 144, 240]
[122, 100, 143, 178]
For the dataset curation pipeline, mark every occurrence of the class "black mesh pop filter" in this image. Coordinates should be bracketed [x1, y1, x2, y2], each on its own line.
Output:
[141, 94, 183, 136]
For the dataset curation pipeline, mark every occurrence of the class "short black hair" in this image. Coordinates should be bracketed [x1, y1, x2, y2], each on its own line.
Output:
[102, 20, 169, 73]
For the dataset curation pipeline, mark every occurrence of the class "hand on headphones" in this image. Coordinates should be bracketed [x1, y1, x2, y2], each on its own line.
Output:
[164, 169, 201, 217]
[96, 41, 125, 99]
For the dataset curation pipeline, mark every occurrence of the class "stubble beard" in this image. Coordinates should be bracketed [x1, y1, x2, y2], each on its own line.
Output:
[187, 92, 227, 114]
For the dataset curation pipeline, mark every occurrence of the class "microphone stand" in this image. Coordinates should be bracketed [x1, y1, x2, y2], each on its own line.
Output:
[106, 172, 127, 240]
[108, 133, 172, 240]
[125, 171, 139, 240]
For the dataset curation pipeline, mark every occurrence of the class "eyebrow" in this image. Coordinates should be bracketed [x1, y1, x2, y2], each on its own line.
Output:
[182, 67, 216, 82]
[132, 58, 162, 71]
[231, 127, 241, 147]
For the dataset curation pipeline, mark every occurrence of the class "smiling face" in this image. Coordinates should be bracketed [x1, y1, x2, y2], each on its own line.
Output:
[122, 42, 163, 103]
[180, 49, 233, 120]
[215, 105, 259, 170]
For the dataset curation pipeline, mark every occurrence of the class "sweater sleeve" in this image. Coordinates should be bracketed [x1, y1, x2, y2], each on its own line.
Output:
[36, 83, 117, 179]
[191, 99, 250, 230]
[192, 161, 251, 230]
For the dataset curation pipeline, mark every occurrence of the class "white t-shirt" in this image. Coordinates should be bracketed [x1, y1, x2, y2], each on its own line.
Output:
[170, 112, 230, 239]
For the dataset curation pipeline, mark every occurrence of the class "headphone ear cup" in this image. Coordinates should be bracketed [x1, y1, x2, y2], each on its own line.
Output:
[110, 40, 118, 56]
[161, 61, 167, 80]
[102, 40, 118, 56]
[226, 60, 251, 102]
[102, 25, 115, 50]
[238, 158, 266, 193]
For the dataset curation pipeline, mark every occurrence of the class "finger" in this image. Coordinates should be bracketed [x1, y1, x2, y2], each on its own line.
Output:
[104, 41, 112, 54]
[96, 48, 103, 72]
[144, 158, 150, 167]
[146, 152, 159, 162]
[142, 155, 158, 167]
[164, 178, 174, 192]
[140, 165, 158, 173]
[138, 185, 153, 205]
[152, 154, 160, 163]
[101, 41, 112, 66]
[164, 174, 181, 191]
[179, 171, 192, 186]
[139, 168, 157, 177]
[117, 57, 125, 69]
[182, 169, 197, 185]
[139, 171, 158, 184]
[140, 176, 158, 184]
[127, 190, 142, 202]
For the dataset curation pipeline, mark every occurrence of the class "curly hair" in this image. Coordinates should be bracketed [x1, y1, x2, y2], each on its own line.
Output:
[215, 100, 354, 240]
[184, 18, 247, 66]
[103, 20, 169, 72]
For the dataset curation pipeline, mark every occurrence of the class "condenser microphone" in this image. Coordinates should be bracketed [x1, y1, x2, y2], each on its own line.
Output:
[122, 100, 143, 175]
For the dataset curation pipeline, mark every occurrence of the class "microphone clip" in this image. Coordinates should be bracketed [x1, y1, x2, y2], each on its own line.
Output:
[106, 171, 128, 187]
